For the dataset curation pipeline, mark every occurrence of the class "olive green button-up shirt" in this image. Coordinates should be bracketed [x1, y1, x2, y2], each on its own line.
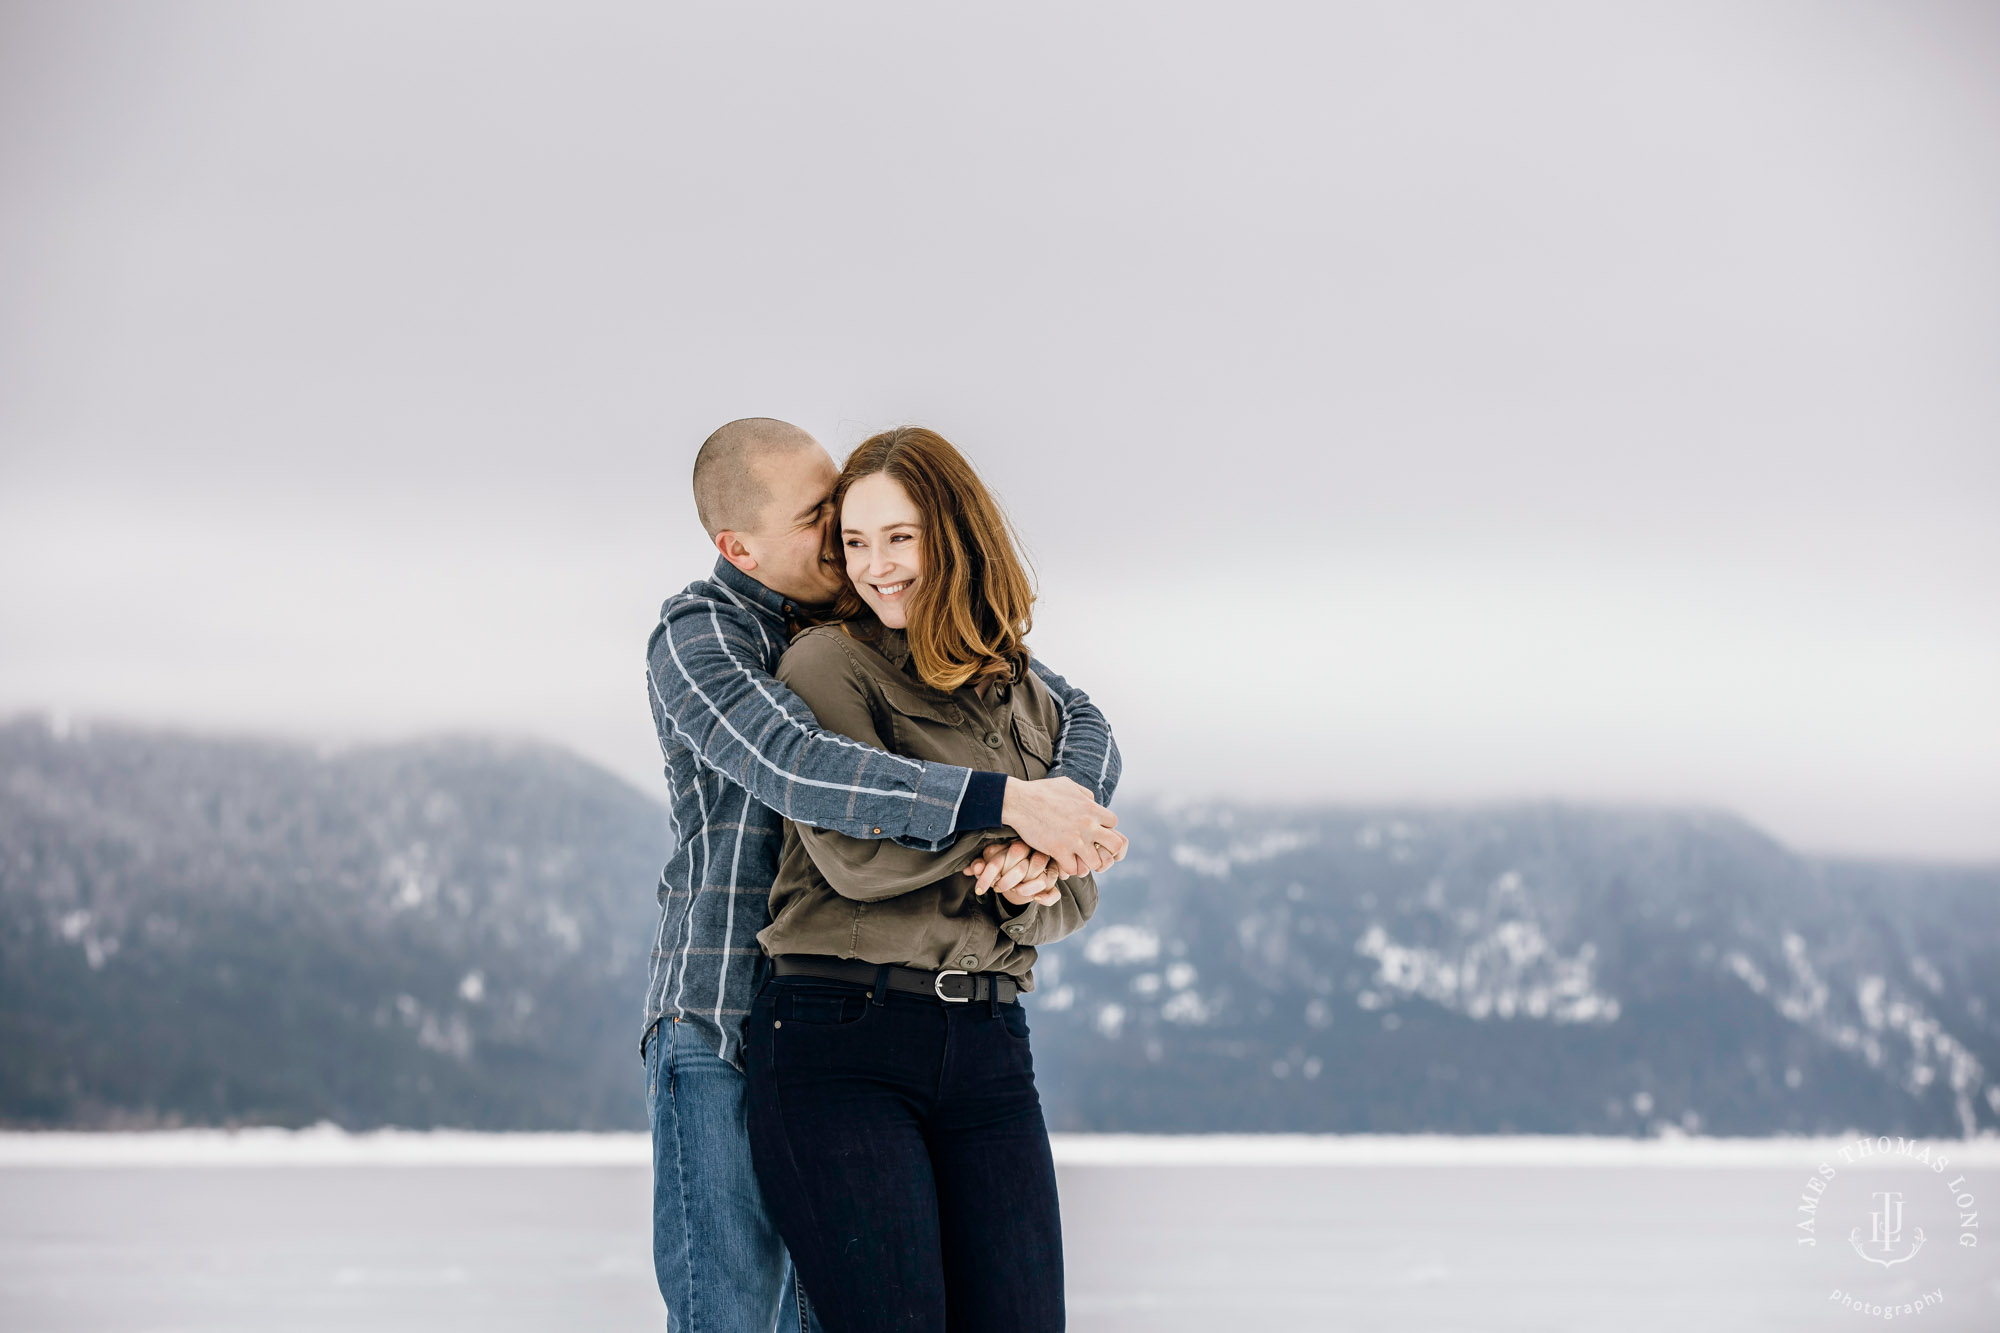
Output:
[757, 623, 1098, 987]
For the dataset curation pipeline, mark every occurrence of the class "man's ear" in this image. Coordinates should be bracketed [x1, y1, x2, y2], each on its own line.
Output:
[715, 531, 759, 575]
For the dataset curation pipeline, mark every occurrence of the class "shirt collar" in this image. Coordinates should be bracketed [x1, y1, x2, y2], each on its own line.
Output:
[839, 620, 918, 676]
[874, 624, 913, 670]
[711, 557, 804, 625]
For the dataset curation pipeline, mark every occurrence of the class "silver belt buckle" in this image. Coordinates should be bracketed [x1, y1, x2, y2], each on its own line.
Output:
[933, 969, 971, 1003]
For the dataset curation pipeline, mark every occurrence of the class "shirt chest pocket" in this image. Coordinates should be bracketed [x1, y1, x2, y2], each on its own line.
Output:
[1012, 712, 1056, 780]
[872, 681, 970, 759]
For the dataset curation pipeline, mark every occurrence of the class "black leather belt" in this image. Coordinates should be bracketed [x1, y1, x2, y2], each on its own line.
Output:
[772, 955, 1020, 1005]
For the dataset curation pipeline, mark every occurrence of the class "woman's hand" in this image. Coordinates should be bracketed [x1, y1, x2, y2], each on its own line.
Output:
[966, 840, 1064, 907]
[998, 865, 1063, 908]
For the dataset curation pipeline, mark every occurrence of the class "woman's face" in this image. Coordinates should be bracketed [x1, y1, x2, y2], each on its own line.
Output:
[840, 472, 923, 629]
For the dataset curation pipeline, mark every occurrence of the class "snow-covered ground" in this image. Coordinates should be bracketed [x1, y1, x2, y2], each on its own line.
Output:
[5, 1134, 1998, 1331]
[5, 1126, 1999, 1167]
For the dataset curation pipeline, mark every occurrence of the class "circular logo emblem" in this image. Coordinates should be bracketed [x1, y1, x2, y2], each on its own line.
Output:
[1793, 1135, 1984, 1320]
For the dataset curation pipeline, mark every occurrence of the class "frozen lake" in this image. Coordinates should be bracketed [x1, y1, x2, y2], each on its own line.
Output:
[3, 1134, 1997, 1331]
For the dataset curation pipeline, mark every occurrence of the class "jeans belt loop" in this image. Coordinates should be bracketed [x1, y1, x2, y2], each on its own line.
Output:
[871, 964, 891, 1006]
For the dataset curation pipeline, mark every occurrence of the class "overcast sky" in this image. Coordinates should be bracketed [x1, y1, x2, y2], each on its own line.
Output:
[2, 2, 1995, 860]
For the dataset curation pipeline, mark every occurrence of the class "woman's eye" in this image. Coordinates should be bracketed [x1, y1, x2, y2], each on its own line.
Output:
[890, 533, 910, 543]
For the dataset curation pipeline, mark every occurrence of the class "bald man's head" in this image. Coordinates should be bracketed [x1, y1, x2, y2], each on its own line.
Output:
[692, 418, 820, 538]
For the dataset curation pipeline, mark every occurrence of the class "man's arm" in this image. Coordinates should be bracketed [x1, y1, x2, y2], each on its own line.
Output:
[645, 594, 969, 848]
[1028, 657, 1121, 807]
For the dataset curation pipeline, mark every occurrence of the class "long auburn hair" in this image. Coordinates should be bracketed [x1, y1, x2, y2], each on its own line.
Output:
[824, 426, 1035, 693]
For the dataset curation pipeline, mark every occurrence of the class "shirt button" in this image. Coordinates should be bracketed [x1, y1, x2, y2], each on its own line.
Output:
[872, 828, 882, 835]
[983, 732, 1003, 748]
[958, 954, 979, 968]
[1006, 924, 1023, 936]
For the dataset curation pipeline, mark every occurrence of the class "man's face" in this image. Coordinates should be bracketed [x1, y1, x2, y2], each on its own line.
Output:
[737, 447, 844, 604]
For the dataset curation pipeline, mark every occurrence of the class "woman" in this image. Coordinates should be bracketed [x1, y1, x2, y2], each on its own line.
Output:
[744, 426, 1099, 1333]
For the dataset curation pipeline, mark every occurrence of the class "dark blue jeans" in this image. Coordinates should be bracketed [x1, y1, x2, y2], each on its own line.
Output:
[744, 975, 1065, 1333]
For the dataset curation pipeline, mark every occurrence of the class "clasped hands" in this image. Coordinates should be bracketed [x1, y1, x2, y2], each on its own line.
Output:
[963, 840, 1068, 906]
[964, 776, 1128, 908]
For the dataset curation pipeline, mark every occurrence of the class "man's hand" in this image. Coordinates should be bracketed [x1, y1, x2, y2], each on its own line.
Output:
[998, 777, 1127, 878]
[964, 840, 1063, 906]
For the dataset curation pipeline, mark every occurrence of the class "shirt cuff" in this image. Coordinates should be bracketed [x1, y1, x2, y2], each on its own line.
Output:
[952, 769, 1009, 834]
[994, 893, 1040, 949]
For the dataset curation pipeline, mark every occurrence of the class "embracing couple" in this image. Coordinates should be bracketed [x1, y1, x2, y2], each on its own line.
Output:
[642, 419, 1126, 1333]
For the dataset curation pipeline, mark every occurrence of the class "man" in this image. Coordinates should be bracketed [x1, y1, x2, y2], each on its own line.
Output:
[643, 418, 1124, 1333]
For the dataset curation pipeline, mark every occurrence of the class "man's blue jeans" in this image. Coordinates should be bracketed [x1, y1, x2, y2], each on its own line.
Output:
[646, 1018, 820, 1333]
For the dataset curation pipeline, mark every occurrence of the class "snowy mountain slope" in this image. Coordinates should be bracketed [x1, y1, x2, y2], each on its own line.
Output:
[1, 717, 667, 1128]
[1030, 803, 2000, 1137]
[5, 718, 1995, 1135]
